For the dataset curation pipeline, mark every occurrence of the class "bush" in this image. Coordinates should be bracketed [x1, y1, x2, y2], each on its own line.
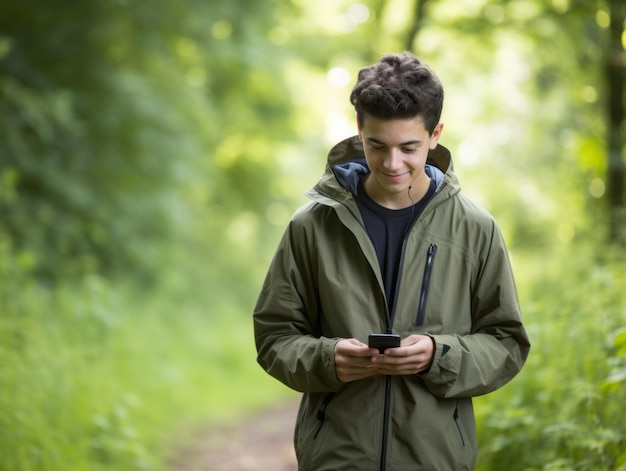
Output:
[0, 236, 292, 471]
[475, 244, 626, 470]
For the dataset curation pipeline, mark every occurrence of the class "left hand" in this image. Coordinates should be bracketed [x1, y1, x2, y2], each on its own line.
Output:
[371, 334, 435, 375]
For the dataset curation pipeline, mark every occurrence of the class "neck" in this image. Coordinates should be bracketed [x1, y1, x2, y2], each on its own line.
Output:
[364, 173, 430, 210]
[409, 175, 428, 201]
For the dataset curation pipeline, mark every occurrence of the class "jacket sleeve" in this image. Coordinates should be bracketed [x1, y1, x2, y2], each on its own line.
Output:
[421, 221, 530, 398]
[253, 214, 346, 393]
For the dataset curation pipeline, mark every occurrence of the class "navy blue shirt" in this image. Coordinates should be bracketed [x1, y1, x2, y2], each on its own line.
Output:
[355, 177, 436, 311]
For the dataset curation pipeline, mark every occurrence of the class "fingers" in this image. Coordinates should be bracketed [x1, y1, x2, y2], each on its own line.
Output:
[370, 335, 435, 375]
[335, 338, 379, 382]
[335, 338, 377, 357]
[334, 335, 435, 381]
[336, 356, 378, 382]
[371, 354, 430, 375]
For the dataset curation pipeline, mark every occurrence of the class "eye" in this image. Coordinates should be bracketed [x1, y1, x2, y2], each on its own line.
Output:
[369, 144, 385, 151]
[402, 147, 417, 154]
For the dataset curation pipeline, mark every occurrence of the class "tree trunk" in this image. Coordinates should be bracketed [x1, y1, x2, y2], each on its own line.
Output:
[606, 0, 626, 244]
[405, 0, 430, 52]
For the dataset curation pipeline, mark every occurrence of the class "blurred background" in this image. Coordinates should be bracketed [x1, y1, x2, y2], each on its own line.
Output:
[0, 0, 624, 469]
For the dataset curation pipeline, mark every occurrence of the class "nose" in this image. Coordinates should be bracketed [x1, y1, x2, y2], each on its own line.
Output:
[384, 148, 403, 171]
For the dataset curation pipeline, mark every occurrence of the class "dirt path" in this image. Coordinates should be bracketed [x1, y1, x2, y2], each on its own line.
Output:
[170, 400, 299, 471]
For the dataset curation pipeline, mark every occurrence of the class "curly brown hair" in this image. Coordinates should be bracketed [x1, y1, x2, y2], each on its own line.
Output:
[350, 52, 444, 134]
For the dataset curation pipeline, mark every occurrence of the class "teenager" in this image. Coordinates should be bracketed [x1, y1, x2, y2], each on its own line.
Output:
[254, 52, 530, 470]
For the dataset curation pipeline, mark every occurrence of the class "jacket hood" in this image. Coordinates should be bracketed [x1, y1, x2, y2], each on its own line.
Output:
[310, 135, 459, 202]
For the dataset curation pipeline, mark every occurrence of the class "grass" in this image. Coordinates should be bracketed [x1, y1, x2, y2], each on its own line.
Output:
[0, 253, 295, 471]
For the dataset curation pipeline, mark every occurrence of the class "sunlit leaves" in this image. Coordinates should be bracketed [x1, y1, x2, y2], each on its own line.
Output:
[603, 327, 626, 389]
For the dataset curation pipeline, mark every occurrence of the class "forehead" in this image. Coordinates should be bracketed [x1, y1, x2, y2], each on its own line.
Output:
[360, 115, 429, 141]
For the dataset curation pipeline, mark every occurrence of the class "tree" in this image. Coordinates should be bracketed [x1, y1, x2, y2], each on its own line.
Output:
[606, 0, 626, 244]
[405, 0, 432, 51]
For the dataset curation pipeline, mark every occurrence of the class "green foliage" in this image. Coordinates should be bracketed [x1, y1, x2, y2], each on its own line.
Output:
[475, 244, 626, 470]
[0, 236, 293, 471]
[1, 2, 178, 278]
[0, 0, 298, 280]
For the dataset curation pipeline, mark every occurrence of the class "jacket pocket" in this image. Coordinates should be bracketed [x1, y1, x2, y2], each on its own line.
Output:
[415, 244, 437, 326]
[313, 392, 335, 439]
[453, 399, 466, 448]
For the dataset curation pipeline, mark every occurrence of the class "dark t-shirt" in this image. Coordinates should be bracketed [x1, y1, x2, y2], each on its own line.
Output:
[355, 177, 436, 311]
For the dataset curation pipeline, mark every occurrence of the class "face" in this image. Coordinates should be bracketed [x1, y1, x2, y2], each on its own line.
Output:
[358, 115, 443, 209]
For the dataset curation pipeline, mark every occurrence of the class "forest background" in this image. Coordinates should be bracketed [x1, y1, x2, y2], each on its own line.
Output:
[1, 0, 625, 469]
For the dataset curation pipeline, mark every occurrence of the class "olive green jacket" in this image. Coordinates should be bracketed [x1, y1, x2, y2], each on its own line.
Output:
[254, 136, 530, 470]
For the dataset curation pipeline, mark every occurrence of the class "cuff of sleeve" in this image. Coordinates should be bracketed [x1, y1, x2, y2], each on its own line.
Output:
[322, 337, 347, 388]
[421, 334, 461, 380]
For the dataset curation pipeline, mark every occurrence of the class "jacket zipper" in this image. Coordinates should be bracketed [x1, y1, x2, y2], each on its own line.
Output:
[379, 376, 392, 471]
[380, 243, 438, 468]
[415, 244, 437, 326]
[379, 242, 437, 470]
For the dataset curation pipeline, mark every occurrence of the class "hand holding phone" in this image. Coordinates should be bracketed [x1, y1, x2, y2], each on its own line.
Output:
[368, 333, 401, 353]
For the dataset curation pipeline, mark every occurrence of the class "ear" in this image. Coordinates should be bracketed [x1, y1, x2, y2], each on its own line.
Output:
[429, 122, 444, 149]
[356, 115, 363, 140]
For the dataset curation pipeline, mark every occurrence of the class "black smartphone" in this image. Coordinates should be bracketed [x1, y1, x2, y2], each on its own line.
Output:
[368, 333, 401, 353]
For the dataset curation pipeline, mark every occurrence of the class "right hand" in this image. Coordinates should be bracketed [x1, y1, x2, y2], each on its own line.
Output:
[334, 338, 380, 383]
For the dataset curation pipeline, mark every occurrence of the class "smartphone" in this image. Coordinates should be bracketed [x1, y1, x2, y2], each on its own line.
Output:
[368, 333, 401, 353]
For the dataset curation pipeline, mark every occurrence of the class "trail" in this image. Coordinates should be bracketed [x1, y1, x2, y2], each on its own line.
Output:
[170, 400, 299, 471]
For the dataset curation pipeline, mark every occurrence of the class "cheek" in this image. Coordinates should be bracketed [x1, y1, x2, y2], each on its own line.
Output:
[408, 153, 428, 168]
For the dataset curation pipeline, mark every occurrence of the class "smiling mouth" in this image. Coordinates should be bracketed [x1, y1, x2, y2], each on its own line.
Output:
[383, 172, 407, 180]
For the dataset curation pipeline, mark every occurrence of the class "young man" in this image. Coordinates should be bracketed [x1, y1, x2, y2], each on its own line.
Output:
[253, 52, 530, 470]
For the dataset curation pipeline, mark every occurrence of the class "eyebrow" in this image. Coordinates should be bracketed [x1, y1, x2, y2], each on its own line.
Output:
[366, 137, 421, 146]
